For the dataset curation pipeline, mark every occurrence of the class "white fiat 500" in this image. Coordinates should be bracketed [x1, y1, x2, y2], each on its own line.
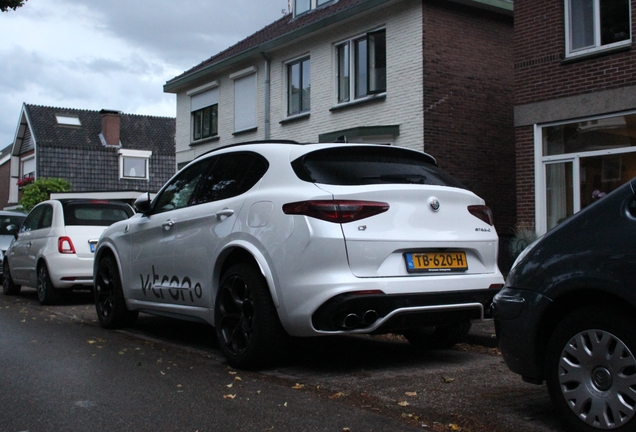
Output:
[94, 142, 503, 368]
[4, 199, 134, 304]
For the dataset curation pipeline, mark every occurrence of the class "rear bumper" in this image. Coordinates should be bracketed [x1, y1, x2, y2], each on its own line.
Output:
[46, 254, 95, 288]
[312, 289, 498, 333]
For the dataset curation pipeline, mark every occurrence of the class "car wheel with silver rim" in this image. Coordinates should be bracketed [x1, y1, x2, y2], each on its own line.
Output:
[546, 306, 636, 432]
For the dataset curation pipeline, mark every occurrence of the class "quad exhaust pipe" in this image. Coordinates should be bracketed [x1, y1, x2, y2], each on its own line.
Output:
[340, 310, 378, 329]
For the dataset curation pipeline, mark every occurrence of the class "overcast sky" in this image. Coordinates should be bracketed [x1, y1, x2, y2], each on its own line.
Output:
[0, 0, 290, 148]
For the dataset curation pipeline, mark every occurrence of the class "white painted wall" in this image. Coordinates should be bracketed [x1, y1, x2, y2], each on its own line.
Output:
[173, 1, 422, 166]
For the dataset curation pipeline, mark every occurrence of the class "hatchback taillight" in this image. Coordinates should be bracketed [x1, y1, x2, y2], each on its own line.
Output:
[468, 205, 494, 226]
[282, 200, 390, 223]
[58, 237, 76, 254]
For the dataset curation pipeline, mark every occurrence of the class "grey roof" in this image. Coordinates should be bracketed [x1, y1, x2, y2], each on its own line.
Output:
[25, 105, 175, 154]
[20, 104, 176, 194]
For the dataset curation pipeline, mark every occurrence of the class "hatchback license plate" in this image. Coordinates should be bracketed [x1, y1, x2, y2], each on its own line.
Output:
[405, 252, 468, 273]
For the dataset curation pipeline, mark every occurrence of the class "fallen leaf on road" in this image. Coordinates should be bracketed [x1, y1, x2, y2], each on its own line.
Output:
[329, 392, 346, 399]
[234, 376, 242, 381]
[448, 424, 461, 431]
[405, 391, 417, 397]
[398, 401, 410, 407]
[223, 394, 236, 399]
[226, 383, 233, 388]
[442, 376, 455, 383]
[292, 383, 304, 389]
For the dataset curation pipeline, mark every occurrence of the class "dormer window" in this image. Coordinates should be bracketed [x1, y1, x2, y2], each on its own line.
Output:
[294, 0, 332, 16]
[118, 149, 152, 180]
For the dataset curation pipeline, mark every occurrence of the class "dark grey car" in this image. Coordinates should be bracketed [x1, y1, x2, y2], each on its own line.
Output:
[493, 177, 636, 432]
[0, 211, 26, 282]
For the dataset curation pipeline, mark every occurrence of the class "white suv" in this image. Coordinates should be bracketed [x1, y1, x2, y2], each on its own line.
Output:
[94, 142, 504, 368]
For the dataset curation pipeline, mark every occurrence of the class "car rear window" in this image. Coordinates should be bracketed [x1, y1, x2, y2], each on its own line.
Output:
[63, 203, 133, 226]
[291, 146, 465, 188]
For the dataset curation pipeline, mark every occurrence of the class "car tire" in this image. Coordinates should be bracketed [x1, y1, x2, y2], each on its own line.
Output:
[94, 256, 138, 329]
[546, 306, 636, 432]
[403, 320, 472, 349]
[2, 261, 21, 295]
[215, 263, 287, 370]
[37, 263, 58, 305]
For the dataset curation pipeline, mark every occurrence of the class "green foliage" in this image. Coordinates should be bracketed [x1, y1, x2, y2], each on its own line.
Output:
[20, 178, 71, 212]
[0, 0, 27, 12]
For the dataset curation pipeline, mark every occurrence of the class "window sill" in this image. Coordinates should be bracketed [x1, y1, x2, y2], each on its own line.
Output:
[279, 112, 310, 125]
[232, 127, 257, 137]
[563, 44, 631, 64]
[190, 136, 220, 147]
[329, 94, 386, 112]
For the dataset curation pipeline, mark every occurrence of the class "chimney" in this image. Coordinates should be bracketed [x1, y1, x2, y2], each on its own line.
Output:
[100, 109, 121, 146]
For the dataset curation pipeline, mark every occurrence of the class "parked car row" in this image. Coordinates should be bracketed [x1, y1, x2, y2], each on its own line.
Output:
[5, 140, 633, 432]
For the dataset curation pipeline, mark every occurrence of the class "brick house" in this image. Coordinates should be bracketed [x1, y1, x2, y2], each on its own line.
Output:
[6, 104, 176, 207]
[164, 0, 516, 265]
[515, 0, 636, 235]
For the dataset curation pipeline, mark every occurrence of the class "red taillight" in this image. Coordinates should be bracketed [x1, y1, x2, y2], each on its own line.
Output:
[468, 205, 494, 226]
[282, 200, 389, 223]
[58, 237, 76, 254]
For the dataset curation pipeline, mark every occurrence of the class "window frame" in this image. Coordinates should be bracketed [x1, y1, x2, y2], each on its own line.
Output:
[294, 0, 333, 17]
[286, 56, 311, 117]
[336, 29, 387, 104]
[230, 68, 258, 134]
[564, 0, 632, 58]
[118, 149, 152, 180]
[189, 84, 219, 143]
[534, 110, 636, 234]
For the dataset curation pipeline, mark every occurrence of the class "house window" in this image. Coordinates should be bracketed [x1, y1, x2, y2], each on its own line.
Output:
[294, 0, 332, 16]
[337, 29, 386, 103]
[191, 87, 219, 142]
[287, 57, 311, 116]
[231, 68, 257, 133]
[118, 149, 152, 180]
[21, 157, 35, 179]
[565, 0, 631, 57]
[537, 112, 636, 233]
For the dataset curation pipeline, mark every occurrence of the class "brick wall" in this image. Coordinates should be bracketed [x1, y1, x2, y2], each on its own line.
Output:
[514, 0, 636, 228]
[422, 1, 516, 236]
[515, 0, 636, 106]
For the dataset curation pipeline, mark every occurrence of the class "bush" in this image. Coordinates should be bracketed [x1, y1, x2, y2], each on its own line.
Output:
[20, 178, 71, 212]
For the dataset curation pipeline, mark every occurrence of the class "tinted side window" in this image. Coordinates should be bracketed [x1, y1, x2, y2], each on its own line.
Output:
[192, 152, 269, 204]
[21, 205, 50, 232]
[291, 146, 465, 188]
[153, 159, 211, 213]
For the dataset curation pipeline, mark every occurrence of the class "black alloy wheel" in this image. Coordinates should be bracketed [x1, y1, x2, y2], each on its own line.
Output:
[215, 263, 286, 369]
[94, 256, 138, 329]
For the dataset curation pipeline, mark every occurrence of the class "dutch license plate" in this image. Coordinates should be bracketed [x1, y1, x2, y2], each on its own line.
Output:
[405, 251, 468, 273]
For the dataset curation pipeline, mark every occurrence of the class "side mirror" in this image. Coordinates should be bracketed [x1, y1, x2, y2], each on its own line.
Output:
[133, 192, 152, 215]
[7, 224, 19, 239]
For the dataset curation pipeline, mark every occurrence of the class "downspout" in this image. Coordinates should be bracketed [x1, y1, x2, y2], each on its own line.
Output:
[262, 53, 271, 140]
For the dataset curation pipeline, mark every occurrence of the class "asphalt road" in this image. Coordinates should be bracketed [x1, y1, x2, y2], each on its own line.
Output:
[0, 288, 566, 432]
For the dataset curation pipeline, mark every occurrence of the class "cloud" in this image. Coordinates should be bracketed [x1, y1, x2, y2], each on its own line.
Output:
[0, 0, 288, 147]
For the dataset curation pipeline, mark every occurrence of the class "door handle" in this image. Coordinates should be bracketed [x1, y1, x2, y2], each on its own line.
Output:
[215, 209, 235, 221]
[161, 220, 175, 231]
